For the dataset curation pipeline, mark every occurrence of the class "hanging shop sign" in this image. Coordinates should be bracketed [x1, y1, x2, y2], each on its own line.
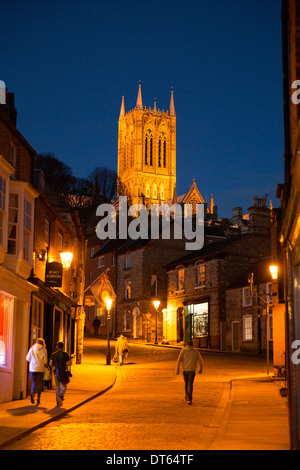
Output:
[45, 261, 63, 287]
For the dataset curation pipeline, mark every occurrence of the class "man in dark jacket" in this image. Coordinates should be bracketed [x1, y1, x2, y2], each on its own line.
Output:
[50, 341, 72, 407]
[176, 340, 203, 405]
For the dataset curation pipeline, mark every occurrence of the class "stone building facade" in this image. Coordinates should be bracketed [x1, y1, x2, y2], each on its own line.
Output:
[166, 200, 271, 350]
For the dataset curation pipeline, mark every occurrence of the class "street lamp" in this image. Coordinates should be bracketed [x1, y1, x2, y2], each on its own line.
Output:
[269, 265, 278, 280]
[153, 300, 160, 345]
[106, 298, 113, 365]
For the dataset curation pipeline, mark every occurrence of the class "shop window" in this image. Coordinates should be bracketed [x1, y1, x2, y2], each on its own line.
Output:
[193, 303, 209, 337]
[0, 295, 13, 367]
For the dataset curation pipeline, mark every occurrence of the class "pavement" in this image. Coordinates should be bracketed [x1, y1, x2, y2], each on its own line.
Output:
[0, 337, 291, 451]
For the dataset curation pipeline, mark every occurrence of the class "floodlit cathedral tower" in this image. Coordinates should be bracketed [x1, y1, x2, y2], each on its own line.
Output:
[118, 84, 177, 207]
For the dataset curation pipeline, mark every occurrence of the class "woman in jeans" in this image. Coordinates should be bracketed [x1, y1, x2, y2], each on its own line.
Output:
[26, 338, 48, 405]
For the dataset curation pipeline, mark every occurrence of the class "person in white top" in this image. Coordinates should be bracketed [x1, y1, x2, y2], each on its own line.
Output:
[26, 338, 48, 405]
[114, 333, 129, 365]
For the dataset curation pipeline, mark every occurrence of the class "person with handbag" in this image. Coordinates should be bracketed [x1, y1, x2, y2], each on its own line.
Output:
[26, 338, 48, 405]
[49, 341, 72, 406]
[114, 333, 129, 365]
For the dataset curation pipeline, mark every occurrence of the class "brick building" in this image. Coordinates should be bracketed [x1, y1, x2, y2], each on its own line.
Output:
[166, 199, 271, 350]
[0, 87, 85, 403]
[0, 89, 39, 402]
[226, 258, 274, 354]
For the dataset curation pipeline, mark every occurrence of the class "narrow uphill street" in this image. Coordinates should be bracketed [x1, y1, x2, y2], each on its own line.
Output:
[2, 336, 289, 451]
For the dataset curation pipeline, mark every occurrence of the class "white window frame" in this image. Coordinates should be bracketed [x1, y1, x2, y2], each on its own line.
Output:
[243, 314, 253, 341]
[98, 256, 105, 268]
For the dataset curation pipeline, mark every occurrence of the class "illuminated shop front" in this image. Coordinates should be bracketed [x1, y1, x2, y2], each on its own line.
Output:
[185, 302, 209, 347]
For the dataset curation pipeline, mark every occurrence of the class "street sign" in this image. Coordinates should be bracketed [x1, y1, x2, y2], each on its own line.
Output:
[85, 295, 96, 306]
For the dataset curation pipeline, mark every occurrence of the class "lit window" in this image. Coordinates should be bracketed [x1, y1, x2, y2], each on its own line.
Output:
[125, 279, 132, 299]
[178, 268, 185, 291]
[243, 315, 253, 341]
[197, 263, 205, 286]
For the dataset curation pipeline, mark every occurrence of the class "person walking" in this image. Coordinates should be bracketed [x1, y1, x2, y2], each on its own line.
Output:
[114, 333, 129, 365]
[50, 341, 72, 407]
[176, 340, 203, 405]
[26, 338, 48, 405]
[93, 317, 101, 336]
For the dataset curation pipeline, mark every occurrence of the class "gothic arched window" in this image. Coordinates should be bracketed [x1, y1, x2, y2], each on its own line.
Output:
[150, 136, 153, 166]
[158, 137, 162, 167]
[145, 136, 148, 165]
[163, 137, 167, 168]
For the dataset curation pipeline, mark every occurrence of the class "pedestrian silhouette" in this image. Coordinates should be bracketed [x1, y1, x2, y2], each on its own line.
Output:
[114, 333, 129, 365]
[93, 317, 101, 336]
[176, 340, 203, 405]
[50, 341, 72, 407]
[26, 338, 48, 405]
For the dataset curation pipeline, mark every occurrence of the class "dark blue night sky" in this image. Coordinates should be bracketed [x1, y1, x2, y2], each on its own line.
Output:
[1, 0, 284, 218]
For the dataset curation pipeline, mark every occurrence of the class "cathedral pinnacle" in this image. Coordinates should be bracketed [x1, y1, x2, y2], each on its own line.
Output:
[119, 95, 125, 119]
[136, 82, 143, 110]
[169, 88, 175, 116]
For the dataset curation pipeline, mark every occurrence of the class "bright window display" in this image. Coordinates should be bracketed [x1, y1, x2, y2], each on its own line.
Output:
[0, 295, 13, 367]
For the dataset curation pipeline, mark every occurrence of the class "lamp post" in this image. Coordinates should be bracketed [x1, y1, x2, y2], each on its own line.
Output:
[248, 264, 278, 376]
[153, 300, 160, 345]
[106, 298, 113, 365]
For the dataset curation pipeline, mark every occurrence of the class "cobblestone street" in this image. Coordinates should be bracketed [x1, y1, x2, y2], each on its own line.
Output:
[3, 336, 279, 451]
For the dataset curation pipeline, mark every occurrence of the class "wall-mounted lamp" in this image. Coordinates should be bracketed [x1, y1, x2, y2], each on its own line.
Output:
[60, 242, 73, 269]
[35, 249, 47, 262]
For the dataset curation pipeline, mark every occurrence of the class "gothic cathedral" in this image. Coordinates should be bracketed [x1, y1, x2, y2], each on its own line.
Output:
[118, 84, 176, 207]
